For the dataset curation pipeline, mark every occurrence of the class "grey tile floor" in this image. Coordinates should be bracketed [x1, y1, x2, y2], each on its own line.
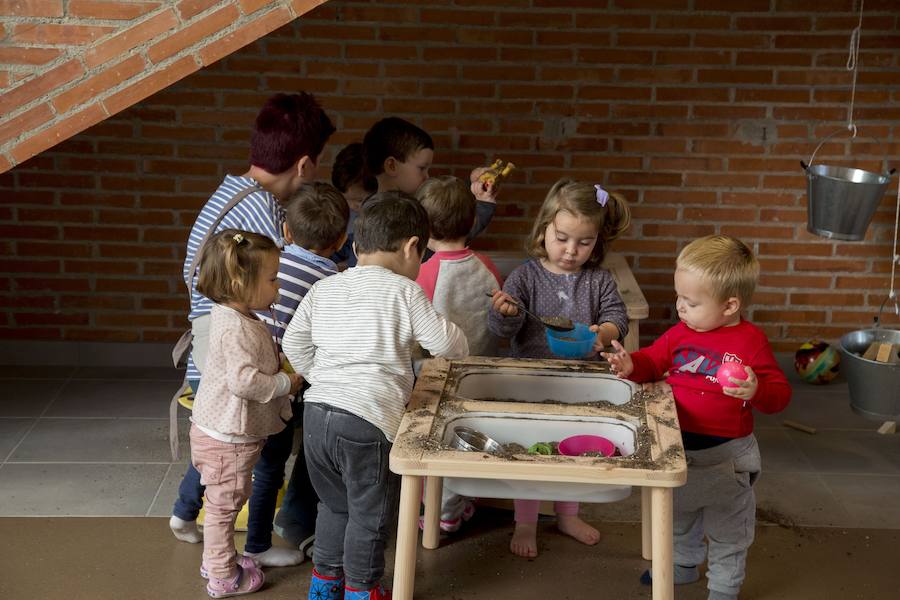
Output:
[1, 357, 898, 530]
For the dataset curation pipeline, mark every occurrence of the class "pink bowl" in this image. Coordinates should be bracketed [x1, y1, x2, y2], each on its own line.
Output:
[558, 435, 616, 457]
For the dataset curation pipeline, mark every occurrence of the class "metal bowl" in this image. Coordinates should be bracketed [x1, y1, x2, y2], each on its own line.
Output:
[452, 426, 503, 455]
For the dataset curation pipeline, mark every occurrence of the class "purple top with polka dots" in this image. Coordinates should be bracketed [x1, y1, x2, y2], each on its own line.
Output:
[487, 258, 628, 360]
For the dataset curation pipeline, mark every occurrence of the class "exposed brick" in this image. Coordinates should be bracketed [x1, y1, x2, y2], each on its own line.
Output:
[61, 294, 135, 310]
[0, 104, 54, 149]
[656, 50, 730, 66]
[11, 23, 114, 44]
[148, 4, 240, 64]
[0, 47, 62, 65]
[0, 0, 63, 17]
[68, 0, 162, 19]
[103, 56, 200, 117]
[10, 104, 108, 165]
[176, 0, 218, 20]
[199, 6, 294, 66]
[95, 278, 169, 293]
[1, 5, 898, 344]
[0, 60, 84, 117]
[84, 8, 179, 69]
[52, 55, 147, 114]
[63, 328, 140, 342]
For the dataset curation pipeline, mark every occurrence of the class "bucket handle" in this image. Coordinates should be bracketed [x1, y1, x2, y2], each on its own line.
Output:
[800, 127, 895, 176]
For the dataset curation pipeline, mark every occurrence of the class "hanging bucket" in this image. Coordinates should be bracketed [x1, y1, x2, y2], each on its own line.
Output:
[801, 128, 894, 241]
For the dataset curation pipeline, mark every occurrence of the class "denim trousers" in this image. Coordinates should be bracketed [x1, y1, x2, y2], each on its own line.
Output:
[173, 380, 318, 553]
[303, 402, 400, 590]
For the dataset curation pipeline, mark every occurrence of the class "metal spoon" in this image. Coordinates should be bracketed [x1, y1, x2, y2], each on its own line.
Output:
[485, 292, 574, 332]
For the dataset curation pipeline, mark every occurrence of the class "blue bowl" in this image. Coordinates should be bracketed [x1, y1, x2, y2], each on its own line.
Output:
[546, 322, 597, 359]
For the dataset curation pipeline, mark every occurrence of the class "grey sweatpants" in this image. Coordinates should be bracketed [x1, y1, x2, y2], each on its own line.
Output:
[675, 434, 761, 596]
[303, 402, 400, 590]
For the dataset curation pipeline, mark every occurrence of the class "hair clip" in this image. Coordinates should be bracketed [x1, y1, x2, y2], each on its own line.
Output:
[594, 184, 609, 207]
[232, 233, 245, 244]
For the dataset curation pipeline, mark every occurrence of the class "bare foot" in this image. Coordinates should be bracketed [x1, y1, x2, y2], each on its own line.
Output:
[510, 522, 538, 558]
[557, 514, 600, 546]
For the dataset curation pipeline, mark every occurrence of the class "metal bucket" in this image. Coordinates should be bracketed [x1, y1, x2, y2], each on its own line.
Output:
[838, 328, 900, 420]
[802, 129, 893, 241]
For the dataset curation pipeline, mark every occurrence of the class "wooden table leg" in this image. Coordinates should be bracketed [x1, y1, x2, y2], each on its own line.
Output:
[641, 486, 652, 560]
[422, 476, 442, 549]
[650, 487, 673, 600]
[393, 475, 422, 600]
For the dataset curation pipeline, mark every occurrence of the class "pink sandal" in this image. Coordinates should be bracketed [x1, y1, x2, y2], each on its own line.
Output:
[200, 554, 259, 579]
[206, 562, 265, 598]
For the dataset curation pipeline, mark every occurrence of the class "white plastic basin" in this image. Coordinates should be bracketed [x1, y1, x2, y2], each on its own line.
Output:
[441, 412, 636, 503]
[454, 368, 636, 405]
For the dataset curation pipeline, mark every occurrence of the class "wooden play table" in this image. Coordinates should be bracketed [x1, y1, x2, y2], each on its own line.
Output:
[389, 356, 686, 600]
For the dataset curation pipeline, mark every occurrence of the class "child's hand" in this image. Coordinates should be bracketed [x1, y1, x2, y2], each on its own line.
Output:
[287, 372, 303, 395]
[600, 339, 633, 378]
[490, 289, 519, 317]
[470, 167, 498, 203]
[589, 323, 618, 352]
[722, 366, 757, 402]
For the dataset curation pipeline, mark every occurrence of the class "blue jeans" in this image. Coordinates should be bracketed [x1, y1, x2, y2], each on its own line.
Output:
[303, 402, 399, 589]
[174, 380, 317, 553]
[273, 406, 319, 546]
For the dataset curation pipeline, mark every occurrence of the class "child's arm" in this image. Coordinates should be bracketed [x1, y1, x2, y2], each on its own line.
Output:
[408, 285, 469, 359]
[467, 200, 496, 244]
[591, 271, 629, 349]
[487, 269, 527, 338]
[222, 326, 298, 401]
[466, 166, 501, 243]
[281, 290, 317, 378]
[602, 331, 673, 383]
[741, 340, 792, 413]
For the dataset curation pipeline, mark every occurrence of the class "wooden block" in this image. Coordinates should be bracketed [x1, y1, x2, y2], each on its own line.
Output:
[875, 343, 893, 363]
[877, 421, 896, 435]
[863, 342, 881, 361]
[783, 420, 817, 435]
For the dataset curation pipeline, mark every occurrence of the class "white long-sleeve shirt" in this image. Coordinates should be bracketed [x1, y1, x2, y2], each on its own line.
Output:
[282, 265, 468, 441]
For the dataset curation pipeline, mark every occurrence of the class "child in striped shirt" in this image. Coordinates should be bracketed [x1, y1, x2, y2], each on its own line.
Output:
[263, 183, 349, 554]
[283, 192, 469, 600]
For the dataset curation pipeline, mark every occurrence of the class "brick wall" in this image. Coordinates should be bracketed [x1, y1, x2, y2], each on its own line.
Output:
[2, 0, 899, 350]
[0, 1, 325, 170]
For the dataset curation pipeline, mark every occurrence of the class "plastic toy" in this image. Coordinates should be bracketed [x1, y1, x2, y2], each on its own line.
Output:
[794, 340, 841, 384]
[716, 362, 748, 388]
[478, 159, 516, 186]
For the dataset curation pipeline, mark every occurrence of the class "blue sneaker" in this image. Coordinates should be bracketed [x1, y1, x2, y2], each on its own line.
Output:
[308, 569, 343, 600]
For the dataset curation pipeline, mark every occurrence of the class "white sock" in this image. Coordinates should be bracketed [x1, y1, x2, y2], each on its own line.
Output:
[245, 546, 305, 567]
[169, 515, 202, 544]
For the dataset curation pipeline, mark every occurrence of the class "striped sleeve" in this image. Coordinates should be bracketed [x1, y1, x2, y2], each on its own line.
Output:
[269, 253, 336, 346]
[281, 287, 316, 377]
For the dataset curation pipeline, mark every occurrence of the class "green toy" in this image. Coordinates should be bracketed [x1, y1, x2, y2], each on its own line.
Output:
[527, 442, 553, 455]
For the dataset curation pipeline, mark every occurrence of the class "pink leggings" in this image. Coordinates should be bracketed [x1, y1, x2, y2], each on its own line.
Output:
[190, 425, 265, 579]
[514, 500, 579, 524]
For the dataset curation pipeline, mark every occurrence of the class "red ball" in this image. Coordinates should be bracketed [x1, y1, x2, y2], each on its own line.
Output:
[716, 362, 748, 388]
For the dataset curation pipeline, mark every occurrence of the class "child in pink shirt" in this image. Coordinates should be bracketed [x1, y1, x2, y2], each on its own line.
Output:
[190, 229, 301, 598]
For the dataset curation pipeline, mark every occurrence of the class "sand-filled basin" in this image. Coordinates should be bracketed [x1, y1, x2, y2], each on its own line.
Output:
[455, 368, 636, 405]
[440, 412, 636, 502]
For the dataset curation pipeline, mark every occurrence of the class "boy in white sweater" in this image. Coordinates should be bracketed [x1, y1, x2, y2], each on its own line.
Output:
[282, 191, 468, 600]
